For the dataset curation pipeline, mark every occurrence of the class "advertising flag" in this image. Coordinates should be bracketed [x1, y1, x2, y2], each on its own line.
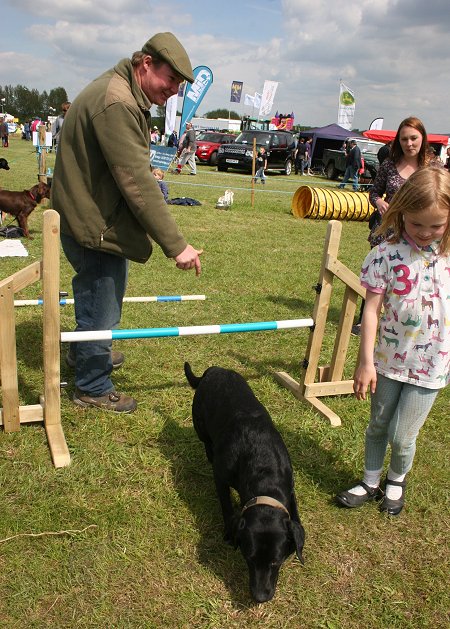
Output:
[179, 66, 214, 136]
[164, 94, 177, 137]
[369, 117, 384, 130]
[254, 92, 262, 110]
[230, 81, 243, 103]
[337, 82, 355, 130]
[244, 93, 255, 107]
[259, 80, 278, 117]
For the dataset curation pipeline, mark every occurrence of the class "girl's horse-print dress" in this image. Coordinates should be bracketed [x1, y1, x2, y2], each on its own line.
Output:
[361, 234, 450, 389]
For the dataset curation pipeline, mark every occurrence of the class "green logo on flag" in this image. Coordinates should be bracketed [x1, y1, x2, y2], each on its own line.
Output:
[340, 91, 355, 106]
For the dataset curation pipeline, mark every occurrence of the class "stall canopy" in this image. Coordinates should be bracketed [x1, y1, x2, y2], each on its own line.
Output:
[363, 129, 449, 146]
[299, 123, 363, 164]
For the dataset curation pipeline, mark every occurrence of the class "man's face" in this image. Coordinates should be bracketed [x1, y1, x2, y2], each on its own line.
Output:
[140, 58, 182, 105]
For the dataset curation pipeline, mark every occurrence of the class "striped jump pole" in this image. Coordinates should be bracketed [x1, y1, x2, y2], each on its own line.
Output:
[61, 319, 314, 343]
[14, 295, 206, 307]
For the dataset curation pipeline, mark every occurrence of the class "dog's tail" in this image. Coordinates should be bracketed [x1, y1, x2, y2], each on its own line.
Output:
[184, 362, 202, 389]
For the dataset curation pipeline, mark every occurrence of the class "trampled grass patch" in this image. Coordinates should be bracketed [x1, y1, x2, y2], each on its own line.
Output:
[0, 138, 448, 628]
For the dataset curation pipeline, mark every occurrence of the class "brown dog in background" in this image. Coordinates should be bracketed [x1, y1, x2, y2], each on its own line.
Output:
[0, 182, 51, 237]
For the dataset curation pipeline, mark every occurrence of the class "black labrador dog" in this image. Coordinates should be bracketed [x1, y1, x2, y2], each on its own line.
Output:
[184, 362, 305, 603]
[0, 158, 10, 170]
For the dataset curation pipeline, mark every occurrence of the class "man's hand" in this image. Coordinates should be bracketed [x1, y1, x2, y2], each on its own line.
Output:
[174, 245, 203, 276]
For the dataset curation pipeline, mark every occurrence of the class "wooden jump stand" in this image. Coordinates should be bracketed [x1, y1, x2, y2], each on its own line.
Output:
[0, 210, 70, 467]
[0, 215, 362, 467]
[274, 219, 366, 426]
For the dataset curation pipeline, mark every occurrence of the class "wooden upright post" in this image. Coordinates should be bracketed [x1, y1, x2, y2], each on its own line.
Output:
[42, 210, 70, 467]
[274, 220, 366, 426]
[251, 137, 256, 207]
[0, 210, 70, 467]
[0, 279, 20, 432]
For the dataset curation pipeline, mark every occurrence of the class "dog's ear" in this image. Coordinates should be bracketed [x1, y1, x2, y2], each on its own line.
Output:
[288, 520, 305, 565]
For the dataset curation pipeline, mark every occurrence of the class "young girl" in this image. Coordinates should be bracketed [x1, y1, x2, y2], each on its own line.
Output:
[336, 167, 450, 516]
[253, 147, 267, 184]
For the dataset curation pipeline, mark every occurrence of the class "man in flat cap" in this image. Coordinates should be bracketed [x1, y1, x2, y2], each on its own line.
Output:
[52, 32, 202, 413]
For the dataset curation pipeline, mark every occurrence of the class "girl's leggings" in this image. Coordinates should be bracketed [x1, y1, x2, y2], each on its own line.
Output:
[365, 374, 439, 475]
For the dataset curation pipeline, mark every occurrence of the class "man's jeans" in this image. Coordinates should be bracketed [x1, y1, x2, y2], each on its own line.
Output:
[295, 157, 306, 175]
[339, 166, 359, 191]
[61, 234, 128, 396]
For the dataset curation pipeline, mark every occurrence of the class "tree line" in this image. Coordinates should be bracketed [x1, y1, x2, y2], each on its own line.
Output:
[0, 84, 68, 121]
[0, 84, 252, 126]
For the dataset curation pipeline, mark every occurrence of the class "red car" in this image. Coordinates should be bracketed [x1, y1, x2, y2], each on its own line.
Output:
[195, 131, 236, 166]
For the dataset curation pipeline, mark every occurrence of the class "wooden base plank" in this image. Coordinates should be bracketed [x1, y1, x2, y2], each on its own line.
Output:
[45, 422, 71, 468]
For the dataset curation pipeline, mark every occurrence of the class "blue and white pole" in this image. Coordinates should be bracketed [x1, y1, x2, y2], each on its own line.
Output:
[61, 319, 314, 343]
[14, 295, 206, 307]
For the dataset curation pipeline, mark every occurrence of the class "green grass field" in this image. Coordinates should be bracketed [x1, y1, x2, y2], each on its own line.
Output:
[0, 136, 448, 628]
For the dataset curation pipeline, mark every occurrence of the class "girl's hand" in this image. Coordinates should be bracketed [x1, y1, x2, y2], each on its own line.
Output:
[353, 364, 377, 401]
[354, 288, 383, 400]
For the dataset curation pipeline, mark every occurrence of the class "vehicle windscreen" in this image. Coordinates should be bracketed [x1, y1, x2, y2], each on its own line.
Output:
[356, 140, 385, 154]
[234, 132, 270, 146]
[197, 133, 224, 143]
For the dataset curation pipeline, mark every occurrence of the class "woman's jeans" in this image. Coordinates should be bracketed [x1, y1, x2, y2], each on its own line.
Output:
[61, 234, 128, 396]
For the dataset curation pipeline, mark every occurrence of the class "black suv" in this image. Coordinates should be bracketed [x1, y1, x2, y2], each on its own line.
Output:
[217, 130, 295, 175]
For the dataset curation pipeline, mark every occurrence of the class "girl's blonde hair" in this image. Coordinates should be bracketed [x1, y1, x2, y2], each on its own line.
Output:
[152, 168, 165, 179]
[377, 167, 450, 254]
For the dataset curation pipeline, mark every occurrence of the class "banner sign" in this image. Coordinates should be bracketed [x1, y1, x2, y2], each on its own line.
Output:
[150, 145, 178, 171]
[179, 65, 214, 137]
[164, 94, 178, 137]
[230, 81, 243, 103]
[259, 80, 278, 117]
[244, 92, 262, 110]
[369, 117, 384, 130]
[337, 82, 355, 130]
[244, 93, 254, 107]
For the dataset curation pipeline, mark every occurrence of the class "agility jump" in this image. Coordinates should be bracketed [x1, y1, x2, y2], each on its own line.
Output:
[0, 210, 362, 467]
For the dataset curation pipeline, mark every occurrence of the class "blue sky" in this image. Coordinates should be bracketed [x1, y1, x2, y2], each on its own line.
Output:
[1, 0, 449, 132]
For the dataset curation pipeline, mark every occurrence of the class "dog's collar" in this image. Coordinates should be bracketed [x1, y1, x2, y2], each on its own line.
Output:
[27, 190, 36, 201]
[241, 496, 290, 519]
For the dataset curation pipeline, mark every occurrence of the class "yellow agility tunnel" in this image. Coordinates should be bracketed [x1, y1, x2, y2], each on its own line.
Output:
[291, 185, 374, 221]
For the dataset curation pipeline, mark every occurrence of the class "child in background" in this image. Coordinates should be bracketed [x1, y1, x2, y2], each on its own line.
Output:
[253, 147, 267, 184]
[153, 168, 169, 202]
[336, 167, 450, 516]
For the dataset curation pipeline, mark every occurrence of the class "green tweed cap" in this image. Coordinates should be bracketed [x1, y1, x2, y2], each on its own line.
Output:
[142, 32, 194, 84]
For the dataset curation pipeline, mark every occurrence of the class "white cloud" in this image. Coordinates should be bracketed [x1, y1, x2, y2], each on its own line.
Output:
[1, 0, 450, 131]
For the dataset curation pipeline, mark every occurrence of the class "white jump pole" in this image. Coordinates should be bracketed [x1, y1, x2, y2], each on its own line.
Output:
[14, 295, 206, 306]
[61, 319, 314, 342]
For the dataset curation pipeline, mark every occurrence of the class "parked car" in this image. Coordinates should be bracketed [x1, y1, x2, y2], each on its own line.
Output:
[322, 137, 386, 181]
[195, 131, 236, 166]
[217, 130, 296, 175]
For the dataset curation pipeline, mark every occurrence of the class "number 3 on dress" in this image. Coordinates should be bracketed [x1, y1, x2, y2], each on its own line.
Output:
[392, 264, 412, 295]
